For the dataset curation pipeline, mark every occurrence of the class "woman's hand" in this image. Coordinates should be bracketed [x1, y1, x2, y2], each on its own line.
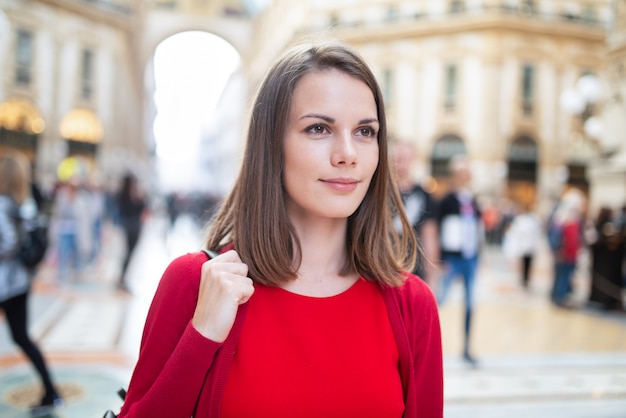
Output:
[192, 250, 254, 342]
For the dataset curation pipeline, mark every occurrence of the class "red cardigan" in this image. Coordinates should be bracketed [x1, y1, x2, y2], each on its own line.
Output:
[118, 252, 443, 417]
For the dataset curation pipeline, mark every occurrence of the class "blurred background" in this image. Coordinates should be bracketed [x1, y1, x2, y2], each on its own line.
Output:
[0, 0, 626, 417]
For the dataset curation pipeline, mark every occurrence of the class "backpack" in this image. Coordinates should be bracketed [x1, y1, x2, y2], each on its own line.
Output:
[18, 218, 49, 269]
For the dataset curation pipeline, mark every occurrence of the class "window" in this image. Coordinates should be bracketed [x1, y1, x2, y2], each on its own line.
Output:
[444, 64, 458, 113]
[450, 0, 465, 14]
[508, 135, 538, 182]
[81, 49, 94, 99]
[581, 5, 596, 23]
[431, 134, 466, 177]
[386, 6, 398, 22]
[521, 0, 535, 14]
[15, 29, 33, 85]
[521, 64, 535, 116]
[154, 0, 177, 9]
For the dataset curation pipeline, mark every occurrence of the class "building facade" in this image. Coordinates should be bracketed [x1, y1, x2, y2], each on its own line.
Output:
[0, 0, 149, 190]
[252, 0, 612, 216]
[0, 0, 619, 216]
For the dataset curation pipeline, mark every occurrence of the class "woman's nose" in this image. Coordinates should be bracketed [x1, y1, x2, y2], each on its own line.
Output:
[331, 131, 357, 166]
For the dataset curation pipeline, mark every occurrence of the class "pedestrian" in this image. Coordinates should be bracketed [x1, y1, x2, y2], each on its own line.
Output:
[503, 203, 542, 289]
[436, 154, 483, 365]
[616, 204, 626, 288]
[117, 39, 443, 418]
[0, 150, 62, 415]
[547, 188, 585, 308]
[390, 140, 439, 286]
[115, 172, 147, 292]
[85, 175, 107, 265]
[588, 206, 625, 311]
[50, 177, 90, 283]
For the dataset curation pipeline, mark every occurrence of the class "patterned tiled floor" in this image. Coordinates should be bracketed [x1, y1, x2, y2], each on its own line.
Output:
[1, 214, 625, 417]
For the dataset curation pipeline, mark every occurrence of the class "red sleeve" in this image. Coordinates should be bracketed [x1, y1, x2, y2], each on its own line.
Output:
[396, 275, 444, 418]
[118, 252, 222, 418]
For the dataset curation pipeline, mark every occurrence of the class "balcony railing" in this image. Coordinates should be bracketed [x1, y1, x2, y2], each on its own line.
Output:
[78, 0, 132, 15]
[316, 3, 608, 33]
[41, 0, 133, 17]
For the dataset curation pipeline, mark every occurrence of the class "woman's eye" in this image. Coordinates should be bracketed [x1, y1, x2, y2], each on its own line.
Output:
[359, 127, 377, 137]
[306, 124, 328, 135]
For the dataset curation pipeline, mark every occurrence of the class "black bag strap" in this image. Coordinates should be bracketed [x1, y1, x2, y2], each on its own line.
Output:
[101, 389, 126, 418]
[201, 249, 219, 259]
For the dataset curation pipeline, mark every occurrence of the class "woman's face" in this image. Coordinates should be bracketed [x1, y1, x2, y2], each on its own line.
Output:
[282, 68, 379, 222]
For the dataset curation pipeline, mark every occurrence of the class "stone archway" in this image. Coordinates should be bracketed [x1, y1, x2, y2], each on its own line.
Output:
[148, 30, 244, 194]
[140, 12, 251, 74]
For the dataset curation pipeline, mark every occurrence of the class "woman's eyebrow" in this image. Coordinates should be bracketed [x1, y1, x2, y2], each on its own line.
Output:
[299, 114, 379, 125]
[299, 113, 334, 123]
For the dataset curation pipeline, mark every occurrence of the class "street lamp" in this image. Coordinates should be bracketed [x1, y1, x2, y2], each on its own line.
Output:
[559, 73, 617, 159]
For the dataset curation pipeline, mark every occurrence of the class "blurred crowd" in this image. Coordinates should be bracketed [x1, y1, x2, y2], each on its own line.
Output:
[388, 141, 626, 364]
[21, 153, 626, 318]
[499, 188, 626, 312]
[4, 145, 622, 373]
[28, 169, 222, 292]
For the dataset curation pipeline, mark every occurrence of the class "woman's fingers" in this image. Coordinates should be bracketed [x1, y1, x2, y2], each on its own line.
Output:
[192, 250, 254, 342]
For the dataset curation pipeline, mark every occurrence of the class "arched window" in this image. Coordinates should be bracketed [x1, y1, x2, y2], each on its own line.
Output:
[0, 98, 45, 154]
[507, 135, 538, 182]
[431, 134, 466, 177]
[60, 108, 103, 157]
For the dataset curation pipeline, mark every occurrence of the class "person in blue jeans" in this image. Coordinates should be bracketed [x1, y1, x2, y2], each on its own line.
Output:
[436, 154, 483, 365]
[52, 180, 87, 283]
[548, 188, 585, 307]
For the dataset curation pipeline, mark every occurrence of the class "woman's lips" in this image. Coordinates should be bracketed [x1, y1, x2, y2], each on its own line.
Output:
[320, 178, 359, 192]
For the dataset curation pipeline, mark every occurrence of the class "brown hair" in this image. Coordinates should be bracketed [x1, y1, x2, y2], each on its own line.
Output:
[205, 40, 416, 287]
[0, 150, 31, 205]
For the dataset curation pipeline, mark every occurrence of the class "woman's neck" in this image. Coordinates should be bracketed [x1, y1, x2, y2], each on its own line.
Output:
[281, 217, 358, 297]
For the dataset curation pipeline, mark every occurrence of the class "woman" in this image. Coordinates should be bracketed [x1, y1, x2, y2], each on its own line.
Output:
[116, 172, 147, 292]
[503, 204, 542, 289]
[119, 40, 443, 417]
[0, 150, 62, 415]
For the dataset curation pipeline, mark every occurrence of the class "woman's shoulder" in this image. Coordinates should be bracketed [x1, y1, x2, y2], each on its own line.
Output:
[382, 273, 437, 306]
[151, 252, 210, 305]
[379, 273, 439, 332]
[159, 251, 210, 286]
[402, 273, 436, 296]
[165, 251, 210, 274]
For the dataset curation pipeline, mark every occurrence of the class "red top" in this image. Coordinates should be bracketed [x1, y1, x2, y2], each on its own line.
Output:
[118, 252, 443, 418]
[561, 220, 581, 263]
[221, 278, 404, 417]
